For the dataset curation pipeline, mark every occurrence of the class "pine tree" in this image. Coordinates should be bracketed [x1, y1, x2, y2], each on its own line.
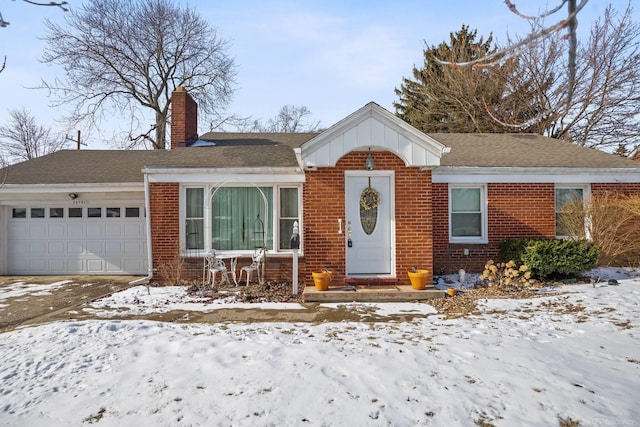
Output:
[394, 25, 529, 133]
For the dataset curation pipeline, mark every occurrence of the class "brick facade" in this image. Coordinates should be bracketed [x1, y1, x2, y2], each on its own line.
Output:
[433, 183, 556, 274]
[303, 151, 434, 285]
[149, 183, 180, 280]
[592, 183, 640, 197]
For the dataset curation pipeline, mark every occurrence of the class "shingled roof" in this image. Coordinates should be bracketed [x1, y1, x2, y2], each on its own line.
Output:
[1, 133, 637, 186]
[433, 133, 639, 168]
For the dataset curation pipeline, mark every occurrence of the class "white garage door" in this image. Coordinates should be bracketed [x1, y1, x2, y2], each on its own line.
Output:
[7, 205, 147, 275]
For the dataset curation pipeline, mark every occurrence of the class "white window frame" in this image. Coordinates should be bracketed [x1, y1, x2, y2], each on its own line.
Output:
[448, 184, 488, 244]
[555, 184, 590, 239]
[180, 183, 303, 256]
[277, 186, 301, 251]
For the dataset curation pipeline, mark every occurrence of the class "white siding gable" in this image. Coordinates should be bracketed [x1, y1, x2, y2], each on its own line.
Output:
[300, 102, 446, 168]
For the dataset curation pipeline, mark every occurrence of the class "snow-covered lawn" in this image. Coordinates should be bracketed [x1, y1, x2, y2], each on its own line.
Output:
[1, 268, 639, 426]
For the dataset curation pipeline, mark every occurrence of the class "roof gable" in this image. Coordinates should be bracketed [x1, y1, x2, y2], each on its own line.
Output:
[300, 102, 446, 168]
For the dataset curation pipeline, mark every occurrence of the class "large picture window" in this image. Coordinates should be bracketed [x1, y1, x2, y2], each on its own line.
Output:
[211, 187, 273, 251]
[449, 185, 487, 243]
[183, 185, 300, 254]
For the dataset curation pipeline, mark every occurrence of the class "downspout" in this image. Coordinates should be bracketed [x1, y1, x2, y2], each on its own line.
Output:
[129, 171, 153, 288]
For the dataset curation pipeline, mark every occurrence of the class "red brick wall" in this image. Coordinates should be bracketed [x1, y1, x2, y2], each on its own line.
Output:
[150, 183, 180, 279]
[170, 87, 198, 149]
[303, 151, 433, 285]
[433, 183, 556, 274]
[592, 183, 640, 197]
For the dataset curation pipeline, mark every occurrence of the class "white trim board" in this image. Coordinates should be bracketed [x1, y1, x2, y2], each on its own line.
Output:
[433, 167, 640, 184]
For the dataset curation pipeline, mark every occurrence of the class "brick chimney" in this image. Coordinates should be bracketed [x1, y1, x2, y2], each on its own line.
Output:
[170, 86, 198, 149]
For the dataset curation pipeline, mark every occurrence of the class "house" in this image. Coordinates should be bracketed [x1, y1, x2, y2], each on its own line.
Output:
[0, 87, 639, 286]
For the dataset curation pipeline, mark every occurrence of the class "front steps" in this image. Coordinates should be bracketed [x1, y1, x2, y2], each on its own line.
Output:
[302, 282, 444, 303]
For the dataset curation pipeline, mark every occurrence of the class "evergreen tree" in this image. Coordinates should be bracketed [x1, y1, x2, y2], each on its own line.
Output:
[394, 25, 530, 133]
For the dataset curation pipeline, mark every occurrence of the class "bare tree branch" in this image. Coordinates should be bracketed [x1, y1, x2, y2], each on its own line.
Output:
[479, 3, 640, 150]
[0, 108, 68, 163]
[1, 0, 68, 28]
[40, 0, 236, 149]
[237, 105, 322, 133]
[505, 0, 568, 20]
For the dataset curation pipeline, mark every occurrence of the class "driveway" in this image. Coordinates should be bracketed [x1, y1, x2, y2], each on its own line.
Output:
[0, 276, 136, 332]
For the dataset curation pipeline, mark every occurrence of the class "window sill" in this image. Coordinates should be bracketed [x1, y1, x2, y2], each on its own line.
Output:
[449, 238, 488, 245]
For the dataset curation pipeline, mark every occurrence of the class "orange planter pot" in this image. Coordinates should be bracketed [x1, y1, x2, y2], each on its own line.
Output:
[312, 271, 333, 291]
[407, 270, 429, 290]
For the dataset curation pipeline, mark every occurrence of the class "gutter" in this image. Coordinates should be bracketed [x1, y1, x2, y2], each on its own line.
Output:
[129, 172, 153, 288]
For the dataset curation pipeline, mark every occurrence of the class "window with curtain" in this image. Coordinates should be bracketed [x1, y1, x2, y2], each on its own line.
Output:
[211, 187, 273, 250]
[186, 188, 204, 250]
[279, 187, 299, 249]
[450, 187, 485, 241]
[555, 188, 584, 238]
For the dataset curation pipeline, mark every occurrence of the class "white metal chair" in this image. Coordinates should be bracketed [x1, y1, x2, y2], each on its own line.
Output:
[238, 248, 264, 286]
[205, 251, 231, 287]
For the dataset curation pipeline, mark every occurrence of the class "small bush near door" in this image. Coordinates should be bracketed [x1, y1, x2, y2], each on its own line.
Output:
[499, 238, 598, 279]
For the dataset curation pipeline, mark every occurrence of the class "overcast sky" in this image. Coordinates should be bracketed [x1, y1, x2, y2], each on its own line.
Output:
[0, 0, 634, 149]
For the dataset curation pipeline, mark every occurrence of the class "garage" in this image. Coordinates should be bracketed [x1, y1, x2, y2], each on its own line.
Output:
[7, 205, 147, 275]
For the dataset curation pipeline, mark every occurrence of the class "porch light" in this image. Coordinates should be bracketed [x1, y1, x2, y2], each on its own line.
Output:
[365, 148, 375, 171]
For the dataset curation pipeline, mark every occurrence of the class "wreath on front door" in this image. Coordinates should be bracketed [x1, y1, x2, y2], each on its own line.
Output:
[359, 187, 380, 211]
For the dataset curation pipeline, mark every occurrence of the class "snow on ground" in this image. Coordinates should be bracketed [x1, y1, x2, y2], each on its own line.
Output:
[85, 284, 306, 317]
[0, 268, 639, 426]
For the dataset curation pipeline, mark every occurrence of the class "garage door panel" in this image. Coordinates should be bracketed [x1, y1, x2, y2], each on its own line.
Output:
[86, 223, 103, 238]
[105, 241, 122, 255]
[67, 240, 85, 254]
[29, 223, 47, 237]
[7, 205, 146, 275]
[105, 223, 123, 237]
[124, 258, 144, 272]
[124, 241, 144, 256]
[29, 259, 47, 271]
[10, 240, 28, 255]
[8, 223, 29, 239]
[86, 259, 104, 273]
[48, 260, 66, 273]
[48, 223, 65, 238]
[106, 259, 125, 272]
[29, 241, 47, 256]
[8, 259, 29, 273]
[68, 259, 84, 271]
[48, 241, 65, 253]
[86, 241, 104, 255]
[67, 223, 84, 238]
[124, 223, 144, 237]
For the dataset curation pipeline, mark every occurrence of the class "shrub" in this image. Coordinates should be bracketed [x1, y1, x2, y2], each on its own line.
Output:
[559, 192, 640, 266]
[498, 238, 531, 263]
[498, 238, 598, 278]
[157, 248, 187, 285]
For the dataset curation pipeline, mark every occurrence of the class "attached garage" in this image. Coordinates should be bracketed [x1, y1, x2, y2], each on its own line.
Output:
[6, 205, 147, 275]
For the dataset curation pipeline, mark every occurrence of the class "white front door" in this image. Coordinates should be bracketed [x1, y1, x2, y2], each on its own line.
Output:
[345, 172, 394, 276]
